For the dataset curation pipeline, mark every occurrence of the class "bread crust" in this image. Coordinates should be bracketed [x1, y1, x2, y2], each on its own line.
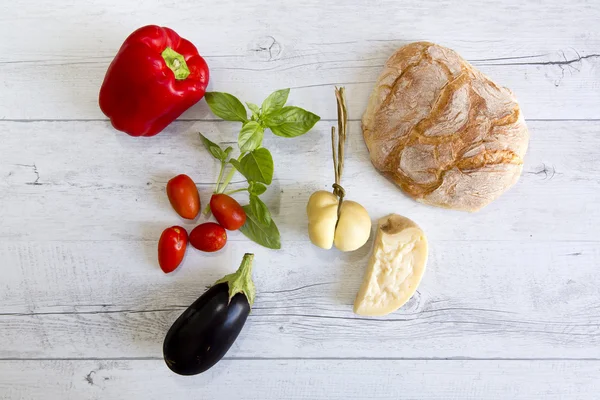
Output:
[362, 42, 529, 212]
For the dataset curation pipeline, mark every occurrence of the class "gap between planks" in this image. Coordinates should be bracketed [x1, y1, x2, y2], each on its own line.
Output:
[2, 118, 600, 123]
[2, 357, 600, 362]
[1, 239, 599, 243]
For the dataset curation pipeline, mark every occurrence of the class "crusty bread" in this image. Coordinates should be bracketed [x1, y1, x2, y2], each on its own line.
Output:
[362, 42, 529, 212]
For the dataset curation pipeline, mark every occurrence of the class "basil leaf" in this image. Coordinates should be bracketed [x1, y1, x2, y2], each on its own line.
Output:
[240, 205, 281, 249]
[238, 148, 274, 185]
[261, 88, 290, 116]
[249, 194, 271, 226]
[200, 133, 226, 161]
[246, 102, 261, 118]
[248, 181, 267, 196]
[205, 92, 248, 122]
[263, 106, 320, 138]
[224, 146, 233, 159]
[238, 121, 265, 153]
[229, 159, 244, 176]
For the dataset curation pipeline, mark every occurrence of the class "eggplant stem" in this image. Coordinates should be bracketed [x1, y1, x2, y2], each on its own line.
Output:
[215, 253, 256, 307]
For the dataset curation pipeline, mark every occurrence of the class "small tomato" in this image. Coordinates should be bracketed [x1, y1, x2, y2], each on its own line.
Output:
[210, 194, 247, 230]
[190, 222, 227, 252]
[158, 226, 188, 273]
[167, 174, 200, 219]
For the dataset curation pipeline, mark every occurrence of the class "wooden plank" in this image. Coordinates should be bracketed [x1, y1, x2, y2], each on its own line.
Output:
[0, 359, 598, 400]
[1, 240, 599, 359]
[2, 0, 597, 62]
[0, 0, 599, 119]
[1, 50, 597, 121]
[0, 120, 598, 242]
[2, 0, 599, 397]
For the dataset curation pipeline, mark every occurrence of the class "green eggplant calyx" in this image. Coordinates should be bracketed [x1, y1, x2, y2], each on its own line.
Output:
[215, 253, 256, 307]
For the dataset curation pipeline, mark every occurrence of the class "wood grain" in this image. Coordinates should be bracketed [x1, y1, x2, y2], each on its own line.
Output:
[2, 0, 600, 397]
[0, 120, 598, 242]
[0, 0, 599, 120]
[1, 239, 599, 358]
[1, 360, 598, 400]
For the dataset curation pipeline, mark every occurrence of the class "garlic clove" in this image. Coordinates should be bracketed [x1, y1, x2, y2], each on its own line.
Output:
[306, 191, 339, 249]
[333, 200, 371, 252]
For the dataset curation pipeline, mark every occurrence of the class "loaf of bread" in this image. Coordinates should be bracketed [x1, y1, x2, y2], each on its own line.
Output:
[362, 42, 529, 212]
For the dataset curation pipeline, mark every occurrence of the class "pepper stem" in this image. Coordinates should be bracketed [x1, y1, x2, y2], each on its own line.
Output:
[161, 47, 190, 80]
[215, 253, 256, 307]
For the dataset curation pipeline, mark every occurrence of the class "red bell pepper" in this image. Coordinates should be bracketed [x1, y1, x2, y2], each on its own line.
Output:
[99, 25, 209, 137]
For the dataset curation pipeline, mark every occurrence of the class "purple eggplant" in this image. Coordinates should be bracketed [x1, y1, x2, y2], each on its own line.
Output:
[163, 253, 256, 375]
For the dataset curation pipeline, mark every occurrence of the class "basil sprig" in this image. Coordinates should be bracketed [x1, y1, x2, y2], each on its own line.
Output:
[201, 89, 320, 249]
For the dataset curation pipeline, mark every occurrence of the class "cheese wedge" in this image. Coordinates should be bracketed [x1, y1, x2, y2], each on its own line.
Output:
[353, 214, 428, 316]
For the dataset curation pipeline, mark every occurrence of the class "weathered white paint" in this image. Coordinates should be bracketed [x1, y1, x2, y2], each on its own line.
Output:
[0, 120, 598, 242]
[1, 0, 599, 398]
[1, 360, 599, 400]
[2, 240, 599, 359]
[0, 1, 599, 120]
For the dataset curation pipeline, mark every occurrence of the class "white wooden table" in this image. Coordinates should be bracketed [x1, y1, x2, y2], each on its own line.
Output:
[1, 1, 599, 398]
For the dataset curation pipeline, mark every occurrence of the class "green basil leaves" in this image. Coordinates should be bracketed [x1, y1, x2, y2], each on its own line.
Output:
[205, 92, 248, 122]
[249, 194, 271, 226]
[261, 88, 290, 116]
[200, 134, 232, 162]
[200, 88, 320, 249]
[230, 149, 274, 185]
[248, 181, 267, 196]
[262, 106, 320, 138]
[238, 121, 264, 152]
[239, 205, 281, 250]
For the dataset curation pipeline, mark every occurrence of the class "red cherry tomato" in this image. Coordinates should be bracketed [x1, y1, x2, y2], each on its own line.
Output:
[210, 194, 247, 230]
[167, 174, 200, 219]
[190, 222, 227, 252]
[158, 226, 188, 273]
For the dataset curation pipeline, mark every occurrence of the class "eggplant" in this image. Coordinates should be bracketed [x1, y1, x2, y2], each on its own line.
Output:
[163, 253, 256, 375]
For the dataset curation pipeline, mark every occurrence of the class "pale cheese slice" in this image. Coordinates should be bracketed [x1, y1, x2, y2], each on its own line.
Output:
[353, 214, 428, 316]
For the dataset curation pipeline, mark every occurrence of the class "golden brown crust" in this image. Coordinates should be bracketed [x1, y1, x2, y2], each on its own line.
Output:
[362, 42, 529, 212]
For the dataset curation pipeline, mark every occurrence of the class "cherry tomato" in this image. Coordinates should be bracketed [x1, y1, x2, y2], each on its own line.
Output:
[190, 222, 227, 252]
[158, 226, 188, 273]
[167, 174, 200, 220]
[210, 194, 247, 230]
